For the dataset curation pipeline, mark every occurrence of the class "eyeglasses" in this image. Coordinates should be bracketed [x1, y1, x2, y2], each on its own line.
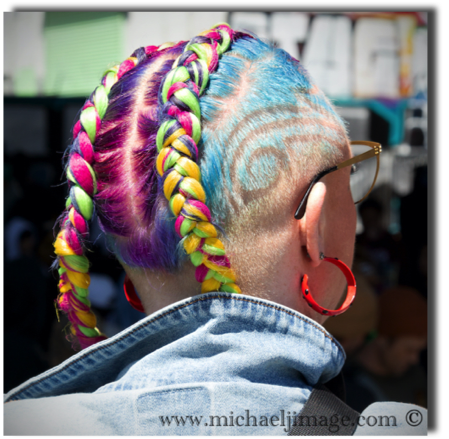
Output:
[294, 140, 382, 220]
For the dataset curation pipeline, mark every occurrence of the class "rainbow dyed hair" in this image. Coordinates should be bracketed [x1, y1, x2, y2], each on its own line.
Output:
[53, 24, 348, 350]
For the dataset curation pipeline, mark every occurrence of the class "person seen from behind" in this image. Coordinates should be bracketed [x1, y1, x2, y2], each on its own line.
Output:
[4, 23, 426, 435]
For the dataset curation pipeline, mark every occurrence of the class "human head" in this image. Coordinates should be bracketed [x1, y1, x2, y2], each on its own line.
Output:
[53, 24, 355, 349]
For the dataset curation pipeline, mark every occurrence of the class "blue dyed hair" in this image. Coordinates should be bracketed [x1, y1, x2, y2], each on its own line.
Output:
[92, 33, 348, 272]
[200, 35, 348, 229]
[53, 27, 350, 350]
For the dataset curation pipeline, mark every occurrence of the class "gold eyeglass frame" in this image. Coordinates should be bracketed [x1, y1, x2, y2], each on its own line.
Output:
[294, 140, 382, 220]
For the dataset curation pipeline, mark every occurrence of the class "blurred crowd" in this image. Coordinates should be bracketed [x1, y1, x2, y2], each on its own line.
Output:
[4, 152, 428, 412]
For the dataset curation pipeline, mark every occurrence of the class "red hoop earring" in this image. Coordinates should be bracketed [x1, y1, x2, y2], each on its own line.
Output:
[124, 275, 145, 313]
[301, 257, 356, 316]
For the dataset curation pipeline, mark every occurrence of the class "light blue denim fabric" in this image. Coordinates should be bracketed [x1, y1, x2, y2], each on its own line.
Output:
[4, 292, 427, 435]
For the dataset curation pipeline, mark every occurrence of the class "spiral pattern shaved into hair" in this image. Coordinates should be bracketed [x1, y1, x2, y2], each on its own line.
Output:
[53, 22, 348, 350]
[156, 23, 241, 295]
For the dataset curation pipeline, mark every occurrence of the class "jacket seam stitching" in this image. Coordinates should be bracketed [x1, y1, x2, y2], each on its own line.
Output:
[6, 294, 342, 401]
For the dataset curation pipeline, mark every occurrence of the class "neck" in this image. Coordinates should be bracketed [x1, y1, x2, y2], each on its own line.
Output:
[123, 262, 201, 315]
[123, 232, 324, 323]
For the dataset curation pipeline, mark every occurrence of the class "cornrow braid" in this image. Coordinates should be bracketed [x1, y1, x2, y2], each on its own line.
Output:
[156, 23, 241, 295]
[53, 45, 171, 350]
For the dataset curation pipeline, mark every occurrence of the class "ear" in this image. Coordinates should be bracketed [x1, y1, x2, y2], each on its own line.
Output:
[299, 182, 326, 267]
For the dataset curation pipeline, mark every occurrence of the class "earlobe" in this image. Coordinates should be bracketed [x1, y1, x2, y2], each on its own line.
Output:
[303, 182, 326, 267]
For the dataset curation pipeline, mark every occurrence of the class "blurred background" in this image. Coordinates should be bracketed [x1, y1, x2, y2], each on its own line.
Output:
[4, 11, 428, 411]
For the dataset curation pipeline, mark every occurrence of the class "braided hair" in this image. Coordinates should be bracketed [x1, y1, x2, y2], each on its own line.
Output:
[53, 24, 241, 350]
[53, 23, 349, 350]
[53, 51, 151, 348]
[155, 24, 240, 295]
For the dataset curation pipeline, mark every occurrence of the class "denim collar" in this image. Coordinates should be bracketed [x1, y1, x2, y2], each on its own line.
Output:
[5, 293, 345, 402]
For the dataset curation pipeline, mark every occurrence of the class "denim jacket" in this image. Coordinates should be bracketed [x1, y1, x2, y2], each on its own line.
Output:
[4, 293, 426, 435]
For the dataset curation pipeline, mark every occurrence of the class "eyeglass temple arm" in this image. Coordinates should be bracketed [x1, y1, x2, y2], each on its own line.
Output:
[294, 141, 382, 219]
[340, 141, 382, 205]
[335, 141, 382, 171]
[294, 167, 336, 219]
